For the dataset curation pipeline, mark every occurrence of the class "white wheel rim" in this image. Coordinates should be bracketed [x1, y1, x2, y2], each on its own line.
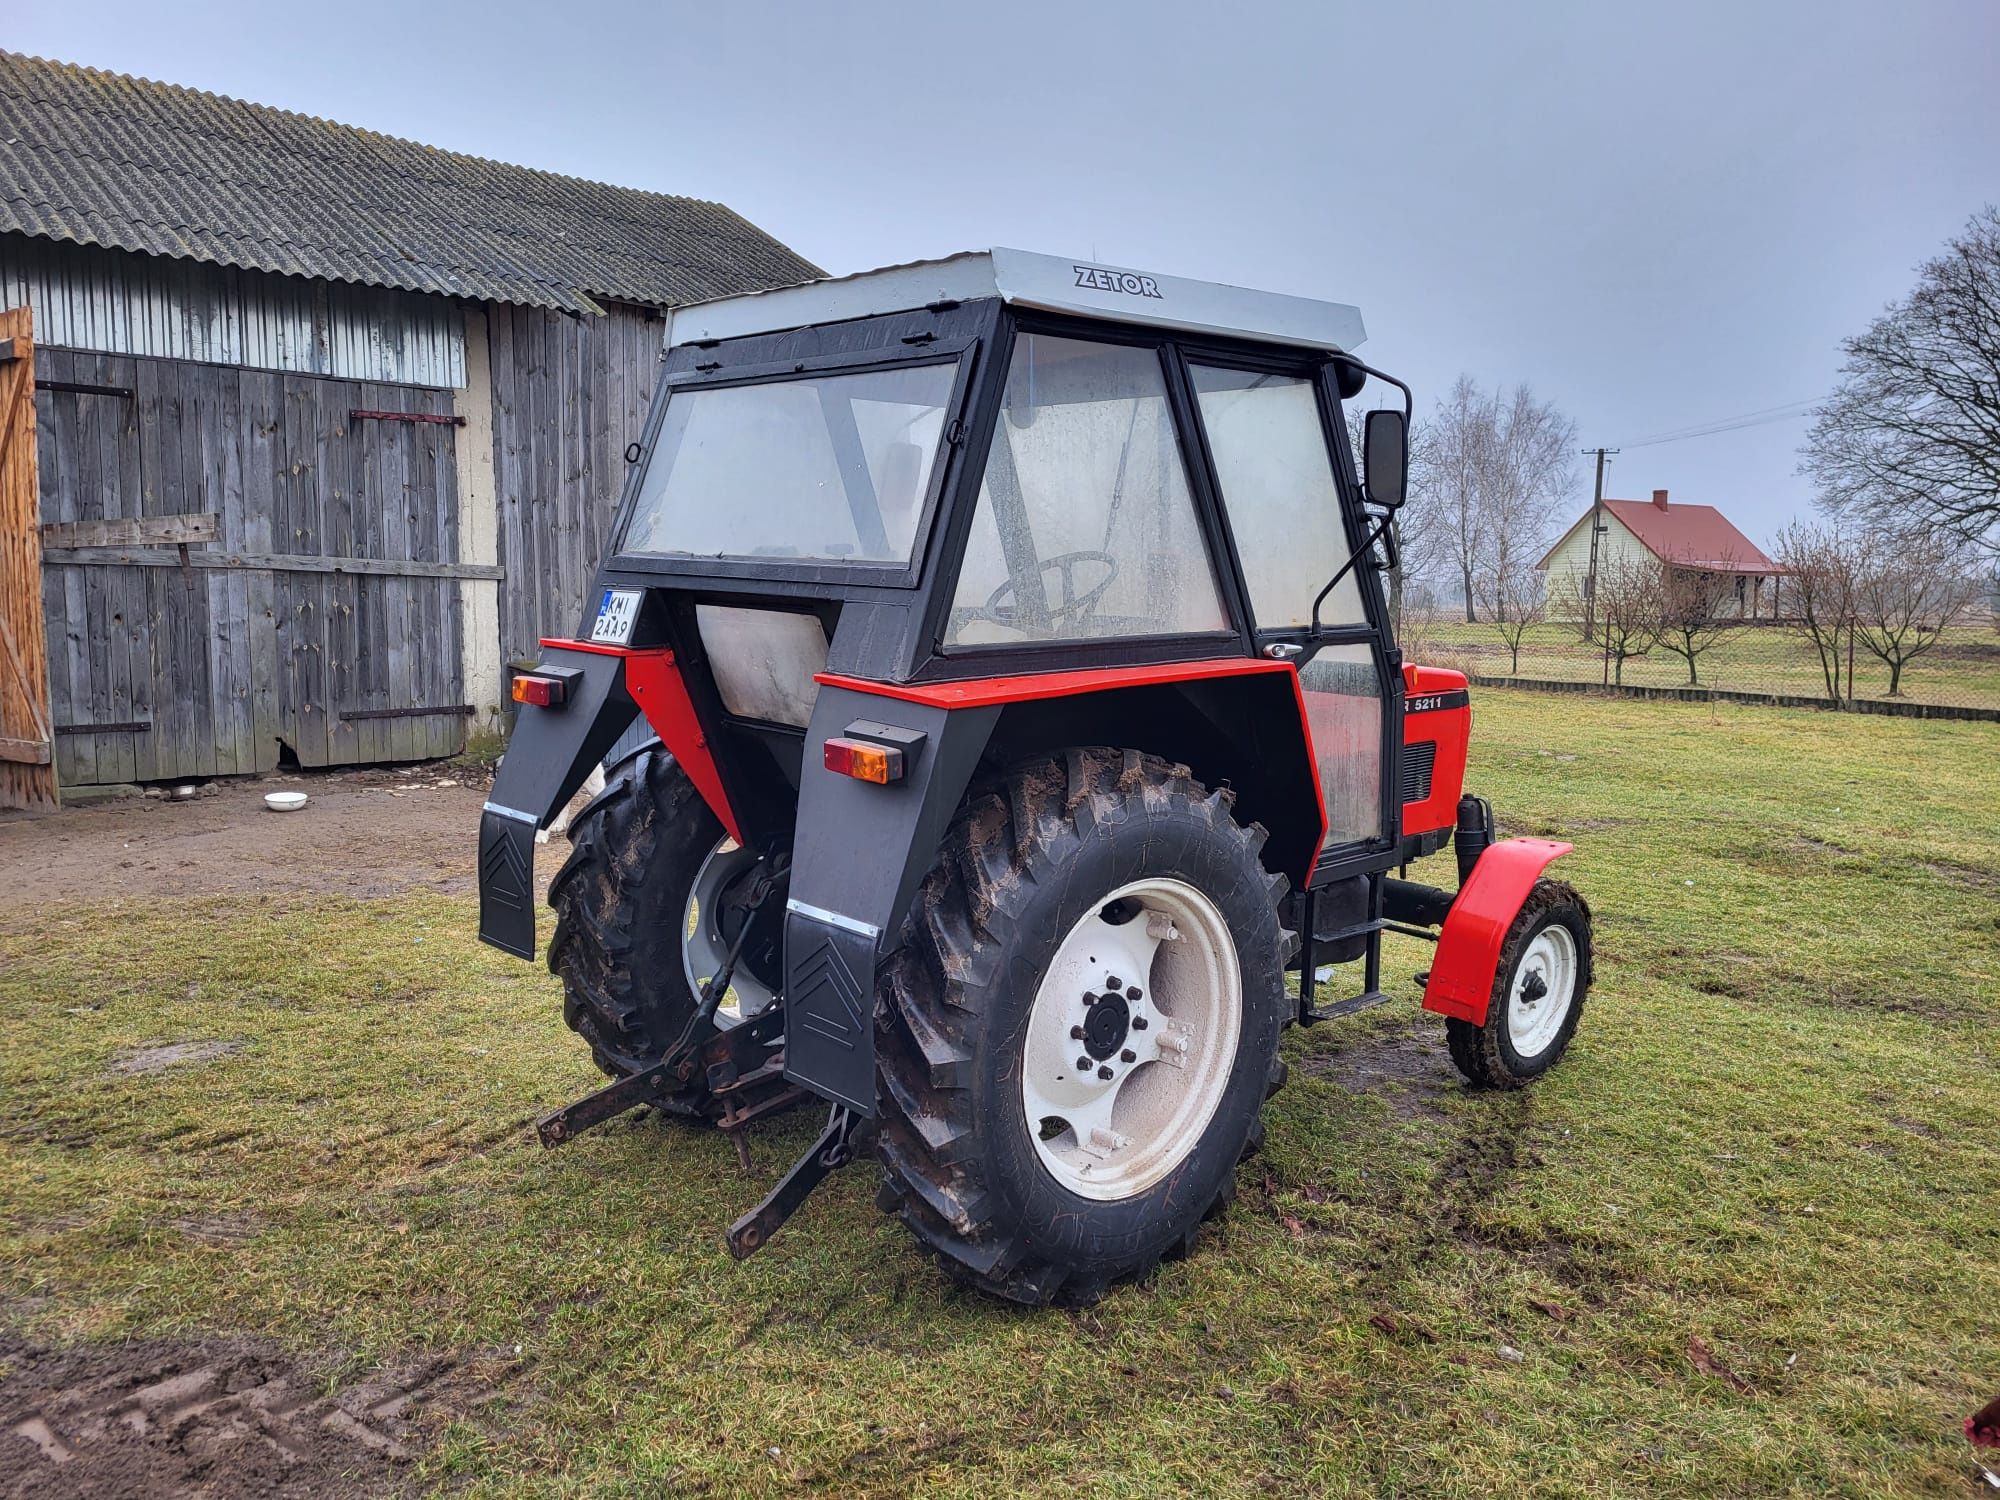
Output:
[1507, 923, 1577, 1059]
[682, 837, 778, 1025]
[1019, 878, 1242, 1202]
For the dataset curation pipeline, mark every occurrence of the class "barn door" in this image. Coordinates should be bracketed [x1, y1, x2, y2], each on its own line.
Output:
[0, 306, 56, 811]
[36, 353, 470, 786]
[271, 386, 467, 768]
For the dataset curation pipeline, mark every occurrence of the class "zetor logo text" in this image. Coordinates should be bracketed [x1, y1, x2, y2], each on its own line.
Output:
[1074, 264, 1163, 299]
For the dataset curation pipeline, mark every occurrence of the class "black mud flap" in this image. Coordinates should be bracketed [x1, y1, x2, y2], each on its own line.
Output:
[780, 687, 999, 1115]
[477, 647, 641, 959]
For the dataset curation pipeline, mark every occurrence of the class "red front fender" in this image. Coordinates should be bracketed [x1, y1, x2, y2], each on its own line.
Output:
[1422, 837, 1574, 1024]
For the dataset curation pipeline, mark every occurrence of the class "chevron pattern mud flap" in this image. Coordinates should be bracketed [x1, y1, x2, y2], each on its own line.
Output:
[782, 909, 880, 1115]
[478, 809, 540, 959]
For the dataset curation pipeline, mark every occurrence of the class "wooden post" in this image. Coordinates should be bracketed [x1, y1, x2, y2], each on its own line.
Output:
[0, 305, 57, 810]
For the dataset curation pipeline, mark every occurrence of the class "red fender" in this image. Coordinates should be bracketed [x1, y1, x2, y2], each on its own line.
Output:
[544, 637, 743, 845]
[1422, 838, 1573, 1024]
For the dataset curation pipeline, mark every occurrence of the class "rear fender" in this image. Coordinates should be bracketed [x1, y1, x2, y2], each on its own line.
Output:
[782, 685, 1001, 1115]
[477, 644, 642, 958]
[1422, 838, 1573, 1024]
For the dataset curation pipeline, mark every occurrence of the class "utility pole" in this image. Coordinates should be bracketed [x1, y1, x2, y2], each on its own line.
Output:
[1580, 446, 1617, 643]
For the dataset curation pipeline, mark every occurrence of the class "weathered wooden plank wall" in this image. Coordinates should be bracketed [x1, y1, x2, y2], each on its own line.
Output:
[488, 304, 663, 668]
[36, 347, 466, 784]
[0, 305, 57, 811]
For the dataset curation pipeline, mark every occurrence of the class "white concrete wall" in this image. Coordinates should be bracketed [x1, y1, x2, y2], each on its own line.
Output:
[453, 308, 504, 732]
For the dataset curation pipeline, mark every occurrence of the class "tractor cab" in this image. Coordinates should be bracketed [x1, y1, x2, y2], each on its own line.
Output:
[477, 250, 1592, 1302]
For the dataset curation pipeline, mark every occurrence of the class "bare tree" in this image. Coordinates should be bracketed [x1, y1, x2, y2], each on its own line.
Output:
[1774, 522, 1860, 707]
[1476, 557, 1547, 674]
[1403, 377, 1576, 623]
[1480, 384, 1578, 623]
[1655, 562, 1745, 686]
[1850, 541, 1980, 695]
[1591, 556, 1664, 685]
[1409, 376, 1495, 621]
[1802, 205, 2000, 558]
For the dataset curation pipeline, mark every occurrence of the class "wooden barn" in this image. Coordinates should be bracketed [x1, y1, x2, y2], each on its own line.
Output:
[0, 51, 819, 805]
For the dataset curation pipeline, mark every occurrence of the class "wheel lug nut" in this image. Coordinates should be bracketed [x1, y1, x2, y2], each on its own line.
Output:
[1128, 987, 1143, 1001]
[1106, 976, 1123, 991]
[1070, 1025, 1086, 1040]
[1121, 1049, 1136, 1063]
[1132, 1017, 1148, 1030]
[1076, 1056, 1092, 1072]
[1097, 1065, 1114, 1080]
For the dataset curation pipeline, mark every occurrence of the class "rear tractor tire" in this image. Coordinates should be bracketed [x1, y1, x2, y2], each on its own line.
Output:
[873, 748, 1295, 1306]
[1446, 878, 1593, 1088]
[546, 746, 778, 1116]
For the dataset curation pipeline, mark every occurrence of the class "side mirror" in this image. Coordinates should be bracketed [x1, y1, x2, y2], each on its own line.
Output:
[1362, 408, 1408, 510]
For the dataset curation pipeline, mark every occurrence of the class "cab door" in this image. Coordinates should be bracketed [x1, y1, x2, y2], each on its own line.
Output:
[1183, 360, 1396, 866]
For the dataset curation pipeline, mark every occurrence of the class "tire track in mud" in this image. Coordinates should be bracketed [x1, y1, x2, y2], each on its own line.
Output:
[1, 1330, 519, 1498]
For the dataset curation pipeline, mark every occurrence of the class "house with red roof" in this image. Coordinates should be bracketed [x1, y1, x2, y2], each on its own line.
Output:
[1537, 489, 1782, 620]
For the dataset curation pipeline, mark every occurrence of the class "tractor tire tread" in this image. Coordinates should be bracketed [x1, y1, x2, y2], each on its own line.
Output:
[871, 746, 1292, 1307]
[546, 746, 721, 1114]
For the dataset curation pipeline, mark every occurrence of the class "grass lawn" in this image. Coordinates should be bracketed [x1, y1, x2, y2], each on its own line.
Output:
[1416, 619, 2000, 710]
[3, 693, 1997, 1495]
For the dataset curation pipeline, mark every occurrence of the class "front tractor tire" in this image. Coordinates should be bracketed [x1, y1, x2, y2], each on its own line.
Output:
[1446, 878, 1593, 1089]
[874, 749, 1295, 1307]
[546, 746, 738, 1115]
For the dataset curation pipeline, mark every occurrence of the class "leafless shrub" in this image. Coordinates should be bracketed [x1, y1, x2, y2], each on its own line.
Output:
[1591, 557, 1665, 685]
[1476, 560, 1547, 674]
[1774, 522, 1860, 706]
[1851, 541, 1981, 695]
[1656, 560, 1747, 686]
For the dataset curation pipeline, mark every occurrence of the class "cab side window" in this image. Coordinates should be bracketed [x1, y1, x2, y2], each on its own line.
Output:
[1189, 365, 1364, 629]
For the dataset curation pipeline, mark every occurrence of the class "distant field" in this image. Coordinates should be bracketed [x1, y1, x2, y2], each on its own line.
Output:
[1411, 618, 2000, 709]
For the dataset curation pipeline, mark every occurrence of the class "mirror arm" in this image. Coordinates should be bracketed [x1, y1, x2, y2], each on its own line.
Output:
[1309, 510, 1395, 634]
[1302, 355, 1417, 637]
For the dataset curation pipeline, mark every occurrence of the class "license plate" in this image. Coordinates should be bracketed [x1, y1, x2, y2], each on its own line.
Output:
[590, 588, 641, 644]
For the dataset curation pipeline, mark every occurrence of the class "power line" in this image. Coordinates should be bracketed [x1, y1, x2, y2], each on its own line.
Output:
[1615, 398, 1821, 450]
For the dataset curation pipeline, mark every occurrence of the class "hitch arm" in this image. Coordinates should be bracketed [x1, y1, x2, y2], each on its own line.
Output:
[536, 853, 787, 1149]
[725, 1105, 862, 1259]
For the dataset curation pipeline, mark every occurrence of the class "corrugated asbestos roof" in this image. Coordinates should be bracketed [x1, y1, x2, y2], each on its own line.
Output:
[0, 51, 823, 314]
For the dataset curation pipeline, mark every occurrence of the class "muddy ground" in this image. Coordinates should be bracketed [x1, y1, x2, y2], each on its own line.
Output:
[0, 765, 497, 911]
[0, 1329, 519, 1499]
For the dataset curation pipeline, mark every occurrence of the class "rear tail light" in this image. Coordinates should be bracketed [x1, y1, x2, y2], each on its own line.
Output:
[512, 671, 572, 708]
[823, 736, 905, 784]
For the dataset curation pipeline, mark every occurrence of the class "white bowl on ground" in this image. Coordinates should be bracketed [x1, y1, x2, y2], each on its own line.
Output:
[264, 791, 308, 813]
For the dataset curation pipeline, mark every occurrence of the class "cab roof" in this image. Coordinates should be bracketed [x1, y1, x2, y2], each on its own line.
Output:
[663, 248, 1367, 354]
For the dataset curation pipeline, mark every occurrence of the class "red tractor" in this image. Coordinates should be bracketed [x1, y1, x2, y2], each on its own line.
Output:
[478, 249, 1592, 1305]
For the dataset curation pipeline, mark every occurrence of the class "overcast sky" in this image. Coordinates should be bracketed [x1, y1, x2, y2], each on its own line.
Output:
[15, 0, 1997, 542]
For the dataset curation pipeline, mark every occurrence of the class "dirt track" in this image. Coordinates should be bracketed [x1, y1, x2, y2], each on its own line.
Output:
[0, 767, 494, 911]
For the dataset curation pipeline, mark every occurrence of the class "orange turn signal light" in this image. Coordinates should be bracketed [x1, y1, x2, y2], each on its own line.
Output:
[823, 736, 904, 784]
[511, 672, 569, 708]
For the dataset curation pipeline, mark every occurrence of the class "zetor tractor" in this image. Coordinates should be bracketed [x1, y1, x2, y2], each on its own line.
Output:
[477, 249, 1592, 1305]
